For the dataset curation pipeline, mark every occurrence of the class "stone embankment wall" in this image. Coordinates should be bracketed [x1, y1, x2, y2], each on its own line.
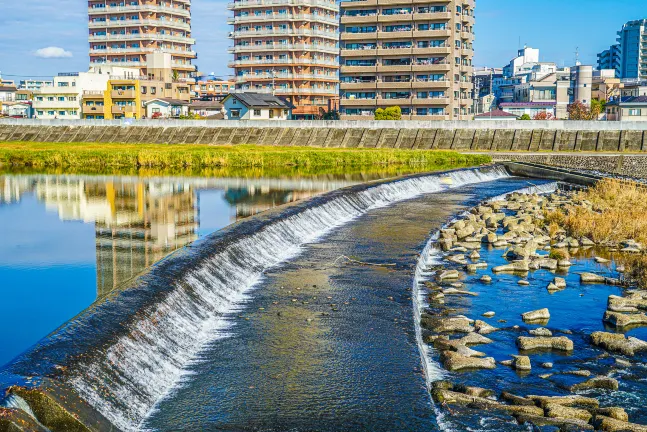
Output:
[492, 153, 647, 177]
[1, 120, 647, 152]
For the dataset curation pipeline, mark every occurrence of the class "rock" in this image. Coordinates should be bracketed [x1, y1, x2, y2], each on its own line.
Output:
[527, 394, 600, 408]
[456, 225, 476, 240]
[443, 288, 478, 297]
[541, 362, 553, 368]
[421, 316, 473, 333]
[544, 402, 592, 422]
[614, 358, 632, 367]
[446, 254, 468, 265]
[441, 351, 496, 371]
[432, 389, 543, 416]
[516, 414, 594, 431]
[597, 407, 629, 422]
[500, 391, 536, 406]
[553, 277, 567, 288]
[493, 261, 529, 273]
[581, 272, 606, 283]
[621, 247, 641, 254]
[460, 332, 494, 346]
[591, 331, 647, 356]
[465, 263, 487, 272]
[570, 376, 619, 392]
[469, 250, 480, 260]
[595, 257, 611, 264]
[558, 259, 573, 267]
[530, 327, 552, 337]
[607, 295, 643, 313]
[492, 240, 508, 247]
[581, 237, 595, 246]
[564, 369, 592, 377]
[483, 233, 498, 244]
[538, 258, 558, 270]
[617, 265, 626, 273]
[546, 282, 562, 292]
[511, 355, 531, 371]
[439, 238, 453, 251]
[437, 269, 460, 281]
[518, 279, 530, 286]
[593, 416, 647, 432]
[500, 359, 513, 366]
[604, 311, 647, 329]
[517, 336, 574, 352]
[431, 380, 454, 390]
[453, 384, 494, 398]
[482, 311, 495, 318]
[480, 275, 492, 283]
[474, 320, 498, 335]
[454, 345, 486, 358]
[521, 308, 550, 323]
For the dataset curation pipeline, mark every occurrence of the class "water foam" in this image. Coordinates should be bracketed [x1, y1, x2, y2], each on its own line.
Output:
[67, 166, 509, 431]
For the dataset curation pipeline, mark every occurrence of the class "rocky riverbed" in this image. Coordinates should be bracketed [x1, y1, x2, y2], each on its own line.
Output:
[419, 188, 647, 431]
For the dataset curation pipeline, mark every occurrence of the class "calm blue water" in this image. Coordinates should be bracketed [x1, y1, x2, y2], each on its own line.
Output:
[0, 173, 368, 367]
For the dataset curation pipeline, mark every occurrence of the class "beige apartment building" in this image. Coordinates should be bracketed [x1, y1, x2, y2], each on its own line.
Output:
[227, 0, 340, 119]
[339, 0, 475, 120]
[88, 0, 196, 80]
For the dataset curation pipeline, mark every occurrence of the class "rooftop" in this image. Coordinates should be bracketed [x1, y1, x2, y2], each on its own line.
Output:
[474, 109, 517, 118]
[228, 92, 291, 108]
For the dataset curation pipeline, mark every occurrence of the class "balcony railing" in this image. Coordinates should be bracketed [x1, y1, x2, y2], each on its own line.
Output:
[89, 19, 190, 30]
[90, 47, 197, 56]
[89, 34, 195, 44]
[228, 0, 338, 10]
[230, 29, 338, 39]
[235, 73, 338, 82]
[229, 58, 338, 66]
[88, 5, 190, 17]
[228, 13, 338, 25]
[229, 44, 338, 54]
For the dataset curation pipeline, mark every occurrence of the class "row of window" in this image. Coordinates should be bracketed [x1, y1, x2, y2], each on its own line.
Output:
[343, 91, 445, 99]
[343, 6, 447, 16]
[342, 107, 446, 115]
[340, 73, 446, 83]
[35, 96, 78, 102]
[344, 23, 447, 33]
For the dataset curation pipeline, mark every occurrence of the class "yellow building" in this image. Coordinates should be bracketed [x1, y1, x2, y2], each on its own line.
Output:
[82, 80, 142, 119]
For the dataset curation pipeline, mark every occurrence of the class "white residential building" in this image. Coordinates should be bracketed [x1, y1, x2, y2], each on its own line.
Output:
[503, 45, 540, 77]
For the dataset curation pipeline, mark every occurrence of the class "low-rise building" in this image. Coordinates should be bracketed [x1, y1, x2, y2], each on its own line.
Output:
[144, 98, 189, 118]
[606, 96, 647, 121]
[0, 86, 17, 102]
[193, 79, 233, 100]
[19, 79, 54, 91]
[592, 69, 623, 102]
[500, 101, 555, 118]
[1, 101, 33, 118]
[473, 109, 517, 121]
[222, 92, 291, 120]
[189, 100, 224, 118]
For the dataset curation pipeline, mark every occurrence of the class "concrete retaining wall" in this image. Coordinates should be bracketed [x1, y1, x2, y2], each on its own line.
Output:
[2, 121, 647, 152]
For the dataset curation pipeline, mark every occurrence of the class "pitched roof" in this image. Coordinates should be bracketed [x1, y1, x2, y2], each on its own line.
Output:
[499, 101, 555, 107]
[474, 109, 517, 118]
[613, 96, 647, 105]
[190, 100, 223, 109]
[0, 86, 17, 92]
[144, 97, 189, 106]
[227, 92, 291, 108]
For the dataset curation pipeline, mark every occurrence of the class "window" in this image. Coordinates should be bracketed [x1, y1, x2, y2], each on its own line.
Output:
[629, 108, 642, 116]
[253, 109, 261, 116]
[152, 108, 160, 113]
[230, 109, 240, 118]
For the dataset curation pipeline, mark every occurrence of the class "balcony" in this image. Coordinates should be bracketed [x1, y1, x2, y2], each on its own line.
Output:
[83, 105, 106, 114]
[88, 33, 195, 44]
[228, 13, 338, 25]
[377, 81, 412, 89]
[342, 32, 378, 40]
[88, 19, 190, 30]
[460, 31, 474, 40]
[340, 48, 377, 57]
[411, 80, 450, 89]
[411, 97, 450, 105]
[341, 15, 378, 24]
[236, 73, 338, 82]
[340, 97, 377, 106]
[413, 12, 451, 20]
[32, 100, 80, 109]
[340, 0, 378, 6]
[410, 114, 449, 120]
[111, 89, 137, 99]
[229, 44, 339, 54]
[412, 63, 451, 72]
[228, 0, 338, 11]
[412, 47, 451, 55]
[377, 64, 411, 73]
[378, 13, 413, 22]
[340, 65, 376, 73]
[340, 81, 377, 90]
[412, 29, 451, 38]
[379, 97, 410, 106]
[82, 90, 105, 98]
[112, 105, 138, 114]
[378, 30, 413, 39]
[88, 5, 191, 17]
[230, 58, 338, 67]
[91, 61, 145, 68]
[377, 47, 412, 56]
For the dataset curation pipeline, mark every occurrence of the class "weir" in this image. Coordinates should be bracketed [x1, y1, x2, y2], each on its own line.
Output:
[0, 165, 512, 432]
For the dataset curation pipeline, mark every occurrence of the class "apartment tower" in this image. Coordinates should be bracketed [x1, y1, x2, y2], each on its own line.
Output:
[88, 0, 196, 79]
[339, 0, 475, 120]
[227, 0, 340, 119]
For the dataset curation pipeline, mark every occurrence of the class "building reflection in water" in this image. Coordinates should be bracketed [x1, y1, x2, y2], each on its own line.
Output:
[0, 175, 350, 298]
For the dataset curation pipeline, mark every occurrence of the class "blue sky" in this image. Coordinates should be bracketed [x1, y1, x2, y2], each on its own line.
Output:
[0, 0, 644, 81]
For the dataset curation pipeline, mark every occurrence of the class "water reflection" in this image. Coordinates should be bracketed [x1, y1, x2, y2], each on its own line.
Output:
[0, 170, 407, 366]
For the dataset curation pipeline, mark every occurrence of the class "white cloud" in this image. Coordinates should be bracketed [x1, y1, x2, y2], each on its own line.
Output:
[33, 46, 73, 59]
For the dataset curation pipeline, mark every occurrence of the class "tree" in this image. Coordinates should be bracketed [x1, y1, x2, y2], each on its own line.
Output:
[172, 70, 179, 83]
[374, 106, 402, 120]
[567, 100, 600, 120]
[533, 111, 554, 120]
[591, 99, 606, 117]
[518, 114, 531, 120]
[317, 107, 340, 120]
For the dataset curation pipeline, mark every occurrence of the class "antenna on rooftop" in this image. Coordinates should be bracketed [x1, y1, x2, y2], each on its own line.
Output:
[574, 47, 581, 66]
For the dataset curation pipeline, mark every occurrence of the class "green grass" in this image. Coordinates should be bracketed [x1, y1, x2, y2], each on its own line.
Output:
[0, 142, 491, 172]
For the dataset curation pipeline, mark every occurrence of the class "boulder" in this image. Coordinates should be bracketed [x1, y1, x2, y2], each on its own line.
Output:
[500, 391, 536, 406]
[595, 257, 611, 264]
[511, 355, 531, 371]
[538, 258, 558, 270]
[469, 250, 480, 260]
[544, 403, 592, 422]
[460, 332, 494, 346]
[482, 311, 495, 318]
[493, 261, 529, 273]
[590, 331, 647, 356]
[517, 336, 574, 352]
[518, 279, 530, 286]
[546, 282, 562, 292]
[432, 389, 543, 416]
[480, 275, 492, 283]
[529, 327, 552, 337]
[558, 259, 573, 267]
[596, 407, 629, 422]
[439, 238, 453, 251]
[482, 233, 498, 244]
[421, 316, 473, 333]
[441, 351, 496, 371]
[446, 254, 468, 265]
[604, 311, 647, 329]
[442, 288, 478, 297]
[570, 376, 619, 392]
[580, 272, 606, 283]
[521, 308, 550, 323]
[437, 269, 460, 281]
[515, 414, 594, 431]
[593, 416, 647, 432]
[527, 394, 599, 408]
[465, 262, 487, 272]
[580, 237, 595, 246]
[456, 225, 476, 240]
[474, 320, 499, 335]
[553, 277, 567, 288]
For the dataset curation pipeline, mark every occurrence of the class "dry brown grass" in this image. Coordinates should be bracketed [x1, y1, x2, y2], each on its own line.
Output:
[545, 178, 647, 287]
[545, 179, 647, 245]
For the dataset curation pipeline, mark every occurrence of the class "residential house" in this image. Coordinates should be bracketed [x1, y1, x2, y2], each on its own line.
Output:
[473, 109, 517, 121]
[222, 92, 291, 120]
[189, 100, 224, 118]
[606, 96, 647, 121]
[144, 98, 189, 118]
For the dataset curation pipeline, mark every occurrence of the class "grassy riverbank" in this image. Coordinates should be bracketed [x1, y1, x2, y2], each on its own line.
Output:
[545, 178, 647, 285]
[0, 142, 491, 171]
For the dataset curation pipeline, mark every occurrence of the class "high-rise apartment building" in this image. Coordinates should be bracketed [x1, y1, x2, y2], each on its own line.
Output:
[597, 44, 621, 77]
[338, 0, 475, 120]
[88, 0, 197, 80]
[227, 0, 340, 119]
[616, 19, 647, 79]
